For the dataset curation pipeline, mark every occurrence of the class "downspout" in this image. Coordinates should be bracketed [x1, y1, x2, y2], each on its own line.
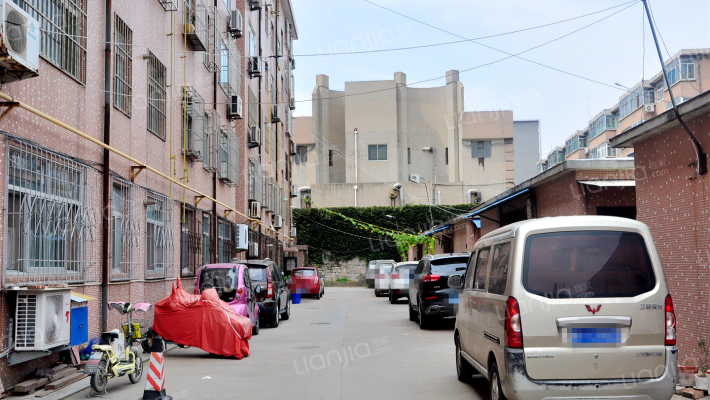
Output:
[212, 0, 218, 263]
[258, 2, 263, 251]
[101, 0, 112, 332]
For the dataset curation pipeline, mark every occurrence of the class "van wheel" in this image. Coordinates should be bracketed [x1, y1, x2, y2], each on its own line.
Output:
[455, 335, 473, 383]
[281, 300, 291, 320]
[270, 310, 280, 328]
[490, 364, 506, 400]
[408, 301, 418, 321]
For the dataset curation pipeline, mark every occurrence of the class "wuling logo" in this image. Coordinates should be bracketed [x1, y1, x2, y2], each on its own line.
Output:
[585, 305, 602, 315]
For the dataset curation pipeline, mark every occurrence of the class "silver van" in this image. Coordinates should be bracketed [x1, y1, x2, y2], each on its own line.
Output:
[449, 216, 677, 400]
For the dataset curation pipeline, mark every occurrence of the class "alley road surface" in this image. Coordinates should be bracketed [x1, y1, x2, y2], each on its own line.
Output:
[64, 288, 487, 400]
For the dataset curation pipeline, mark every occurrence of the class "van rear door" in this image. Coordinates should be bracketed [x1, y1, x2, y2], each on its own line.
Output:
[519, 231, 666, 380]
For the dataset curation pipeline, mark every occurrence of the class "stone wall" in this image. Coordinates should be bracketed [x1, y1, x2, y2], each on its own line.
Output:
[315, 258, 368, 286]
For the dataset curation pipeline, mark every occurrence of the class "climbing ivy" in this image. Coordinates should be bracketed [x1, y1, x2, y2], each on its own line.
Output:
[293, 203, 472, 264]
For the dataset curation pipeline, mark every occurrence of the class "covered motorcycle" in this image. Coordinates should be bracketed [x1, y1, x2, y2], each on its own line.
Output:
[152, 277, 252, 358]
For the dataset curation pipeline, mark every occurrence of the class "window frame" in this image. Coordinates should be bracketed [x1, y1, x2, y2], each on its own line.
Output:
[487, 242, 511, 295]
[367, 144, 388, 161]
[114, 14, 133, 117]
[147, 52, 167, 140]
[471, 141, 492, 158]
[472, 247, 491, 291]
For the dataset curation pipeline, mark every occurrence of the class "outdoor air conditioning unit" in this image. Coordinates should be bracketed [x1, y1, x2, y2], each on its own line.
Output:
[290, 184, 298, 198]
[644, 104, 655, 113]
[248, 242, 259, 257]
[15, 291, 71, 351]
[249, 56, 262, 78]
[291, 227, 297, 237]
[271, 105, 280, 123]
[273, 215, 283, 229]
[290, 57, 295, 70]
[0, 0, 40, 84]
[248, 0, 262, 11]
[248, 126, 261, 148]
[289, 97, 295, 111]
[228, 95, 243, 120]
[228, 10, 243, 38]
[235, 224, 248, 251]
[409, 174, 421, 184]
[250, 201, 261, 219]
[290, 141, 297, 155]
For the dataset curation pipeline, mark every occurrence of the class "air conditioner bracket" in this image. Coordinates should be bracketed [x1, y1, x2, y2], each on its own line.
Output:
[8, 344, 70, 366]
[130, 166, 146, 182]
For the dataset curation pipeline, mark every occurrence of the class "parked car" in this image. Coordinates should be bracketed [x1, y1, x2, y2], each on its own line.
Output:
[449, 216, 677, 400]
[374, 260, 396, 297]
[195, 263, 260, 335]
[240, 259, 291, 328]
[366, 259, 395, 289]
[388, 261, 417, 303]
[290, 267, 325, 299]
[408, 252, 469, 329]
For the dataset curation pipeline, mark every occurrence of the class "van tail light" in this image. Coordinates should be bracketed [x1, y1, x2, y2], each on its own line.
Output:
[267, 283, 273, 298]
[237, 287, 244, 299]
[314, 277, 319, 284]
[665, 294, 676, 346]
[505, 297, 523, 348]
[423, 274, 440, 283]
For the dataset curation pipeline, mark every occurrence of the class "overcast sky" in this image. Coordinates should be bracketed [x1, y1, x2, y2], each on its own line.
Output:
[289, 0, 709, 158]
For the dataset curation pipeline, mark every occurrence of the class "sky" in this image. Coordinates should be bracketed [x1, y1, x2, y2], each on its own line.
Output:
[289, 0, 710, 158]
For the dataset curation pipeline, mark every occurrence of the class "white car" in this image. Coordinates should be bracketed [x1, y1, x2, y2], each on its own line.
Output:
[374, 261, 396, 297]
[450, 216, 677, 400]
[388, 262, 417, 304]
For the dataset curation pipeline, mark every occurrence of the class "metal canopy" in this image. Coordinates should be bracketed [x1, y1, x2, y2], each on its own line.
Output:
[577, 180, 635, 187]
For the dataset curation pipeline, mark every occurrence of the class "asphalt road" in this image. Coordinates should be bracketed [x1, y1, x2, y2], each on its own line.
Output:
[63, 287, 488, 400]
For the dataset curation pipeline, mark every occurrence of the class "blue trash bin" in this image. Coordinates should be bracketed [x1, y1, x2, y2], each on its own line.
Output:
[292, 293, 301, 304]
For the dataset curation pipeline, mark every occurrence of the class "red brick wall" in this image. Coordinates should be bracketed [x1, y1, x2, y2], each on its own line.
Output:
[633, 114, 710, 366]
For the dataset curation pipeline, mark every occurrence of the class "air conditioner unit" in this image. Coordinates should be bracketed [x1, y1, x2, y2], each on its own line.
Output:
[273, 215, 283, 229]
[0, 0, 40, 84]
[271, 105, 280, 123]
[290, 141, 297, 155]
[228, 10, 243, 38]
[248, 242, 259, 258]
[228, 95, 243, 120]
[290, 184, 298, 198]
[291, 227, 297, 237]
[644, 104, 655, 113]
[235, 224, 248, 251]
[248, 126, 261, 148]
[290, 57, 295, 70]
[249, 56, 262, 78]
[289, 97, 295, 111]
[250, 201, 261, 219]
[15, 291, 71, 351]
[409, 174, 421, 184]
[248, 0, 262, 11]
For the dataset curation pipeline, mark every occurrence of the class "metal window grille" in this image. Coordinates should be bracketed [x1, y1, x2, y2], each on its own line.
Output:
[202, 213, 213, 265]
[182, 86, 205, 161]
[219, 33, 241, 97]
[248, 158, 263, 201]
[114, 15, 132, 116]
[184, 0, 208, 51]
[180, 206, 201, 277]
[203, 6, 220, 73]
[248, 160, 255, 200]
[262, 171, 269, 210]
[110, 178, 141, 281]
[4, 140, 99, 286]
[271, 180, 277, 215]
[19, 0, 87, 84]
[203, 109, 219, 172]
[147, 52, 167, 139]
[145, 192, 174, 279]
[217, 219, 234, 263]
[248, 88, 258, 127]
[218, 125, 240, 186]
[157, 0, 179, 11]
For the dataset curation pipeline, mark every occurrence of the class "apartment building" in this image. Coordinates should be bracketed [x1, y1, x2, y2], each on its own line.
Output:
[0, 0, 296, 387]
[538, 48, 710, 172]
[292, 71, 540, 208]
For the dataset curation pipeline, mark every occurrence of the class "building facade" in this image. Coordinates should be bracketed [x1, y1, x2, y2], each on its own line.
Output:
[0, 0, 296, 387]
[293, 71, 540, 208]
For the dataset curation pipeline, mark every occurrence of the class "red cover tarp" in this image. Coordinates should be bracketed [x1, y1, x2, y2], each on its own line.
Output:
[153, 277, 251, 358]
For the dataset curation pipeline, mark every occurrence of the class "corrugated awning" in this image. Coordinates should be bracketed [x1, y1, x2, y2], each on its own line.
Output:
[421, 225, 450, 237]
[465, 189, 531, 218]
[71, 291, 95, 303]
[578, 180, 635, 187]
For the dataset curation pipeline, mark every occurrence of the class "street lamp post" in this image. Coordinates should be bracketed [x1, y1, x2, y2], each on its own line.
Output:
[385, 215, 399, 232]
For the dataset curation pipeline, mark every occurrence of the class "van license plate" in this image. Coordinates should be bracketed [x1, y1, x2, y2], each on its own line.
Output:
[569, 327, 621, 344]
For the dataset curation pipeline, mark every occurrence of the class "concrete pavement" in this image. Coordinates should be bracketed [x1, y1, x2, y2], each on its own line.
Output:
[56, 287, 486, 400]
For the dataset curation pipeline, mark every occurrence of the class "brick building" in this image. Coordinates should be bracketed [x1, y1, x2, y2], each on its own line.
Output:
[0, 0, 297, 388]
[611, 89, 710, 368]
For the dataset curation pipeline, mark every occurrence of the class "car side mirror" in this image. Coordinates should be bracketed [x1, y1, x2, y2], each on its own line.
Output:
[286, 278, 292, 285]
[255, 285, 262, 294]
[448, 274, 464, 289]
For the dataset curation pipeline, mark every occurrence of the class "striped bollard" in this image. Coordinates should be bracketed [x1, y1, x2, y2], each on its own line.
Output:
[142, 335, 172, 400]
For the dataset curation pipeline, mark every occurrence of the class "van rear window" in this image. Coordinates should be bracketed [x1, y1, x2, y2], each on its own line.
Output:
[248, 267, 269, 282]
[431, 257, 469, 274]
[523, 231, 656, 298]
[294, 269, 316, 277]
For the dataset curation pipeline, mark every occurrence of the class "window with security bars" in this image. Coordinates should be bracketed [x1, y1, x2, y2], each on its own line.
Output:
[111, 179, 141, 281]
[147, 52, 167, 139]
[248, 88, 258, 127]
[203, 5, 220, 72]
[218, 125, 240, 186]
[295, 146, 307, 164]
[114, 15, 132, 116]
[4, 141, 100, 286]
[218, 219, 234, 263]
[219, 33, 241, 97]
[262, 171, 270, 210]
[17, 0, 87, 83]
[203, 110, 219, 172]
[146, 192, 174, 279]
[182, 87, 205, 161]
[180, 206, 201, 277]
[202, 213, 213, 265]
[249, 158, 263, 202]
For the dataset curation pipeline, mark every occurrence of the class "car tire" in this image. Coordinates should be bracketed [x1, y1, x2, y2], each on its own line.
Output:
[418, 302, 430, 330]
[270, 309, 280, 328]
[389, 289, 396, 304]
[281, 299, 291, 320]
[316, 290, 321, 300]
[252, 317, 260, 335]
[455, 334, 473, 383]
[490, 364, 506, 400]
[409, 301, 418, 322]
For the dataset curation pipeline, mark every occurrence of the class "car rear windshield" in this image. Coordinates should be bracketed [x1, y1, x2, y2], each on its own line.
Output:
[294, 269, 316, 277]
[396, 265, 416, 272]
[199, 268, 238, 303]
[523, 231, 656, 298]
[430, 257, 469, 274]
[248, 267, 269, 282]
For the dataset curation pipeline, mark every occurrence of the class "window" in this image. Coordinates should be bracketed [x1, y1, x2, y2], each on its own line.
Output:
[666, 57, 695, 87]
[203, 110, 218, 172]
[407, 148, 411, 165]
[589, 114, 616, 139]
[19, 0, 87, 83]
[218, 220, 233, 263]
[114, 15, 132, 116]
[547, 149, 564, 166]
[329, 150, 333, 167]
[656, 82, 665, 101]
[430, 257, 468, 274]
[222, 0, 229, 11]
[202, 214, 211, 265]
[248, 88, 258, 128]
[5, 143, 99, 286]
[488, 243, 510, 295]
[471, 141, 491, 158]
[472, 248, 490, 290]
[202, 5, 219, 72]
[249, 24, 256, 56]
[146, 194, 173, 279]
[368, 145, 387, 161]
[445, 148, 449, 165]
[219, 35, 240, 97]
[181, 207, 200, 277]
[464, 253, 476, 290]
[111, 181, 140, 281]
[218, 126, 240, 186]
[147, 52, 167, 139]
[295, 145, 308, 164]
[619, 87, 654, 120]
[182, 87, 205, 161]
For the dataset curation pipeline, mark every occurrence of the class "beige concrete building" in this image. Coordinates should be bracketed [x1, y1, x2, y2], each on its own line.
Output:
[293, 71, 540, 208]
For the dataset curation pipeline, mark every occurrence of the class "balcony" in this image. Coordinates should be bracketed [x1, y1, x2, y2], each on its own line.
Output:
[184, 1, 208, 52]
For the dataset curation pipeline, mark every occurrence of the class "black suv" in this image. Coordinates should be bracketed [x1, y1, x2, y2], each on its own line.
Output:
[408, 253, 469, 329]
[238, 259, 291, 328]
